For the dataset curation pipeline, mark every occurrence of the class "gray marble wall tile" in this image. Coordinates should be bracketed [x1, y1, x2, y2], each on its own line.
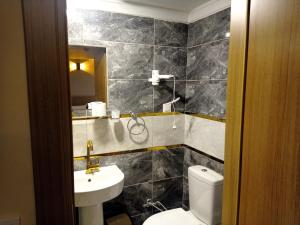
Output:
[108, 43, 154, 79]
[187, 40, 229, 80]
[103, 195, 125, 219]
[155, 20, 187, 47]
[68, 9, 191, 114]
[108, 80, 153, 113]
[182, 176, 189, 209]
[152, 147, 184, 181]
[103, 182, 152, 218]
[185, 80, 227, 118]
[100, 151, 152, 186]
[75, 9, 154, 44]
[154, 81, 186, 112]
[153, 177, 183, 209]
[122, 182, 153, 216]
[154, 46, 186, 80]
[73, 159, 86, 171]
[76, 146, 223, 217]
[187, 8, 231, 47]
[183, 146, 224, 177]
[67, 9, 83, 42]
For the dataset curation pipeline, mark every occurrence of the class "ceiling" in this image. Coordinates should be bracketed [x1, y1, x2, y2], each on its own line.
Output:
[123, 0, 211, 12]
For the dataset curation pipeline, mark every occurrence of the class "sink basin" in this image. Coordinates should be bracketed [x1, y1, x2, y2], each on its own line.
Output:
[74, 165, 124, 207]
[74, 165, 124, 225]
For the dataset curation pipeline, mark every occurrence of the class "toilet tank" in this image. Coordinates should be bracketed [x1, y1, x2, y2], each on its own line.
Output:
[188, 166, 223, 225]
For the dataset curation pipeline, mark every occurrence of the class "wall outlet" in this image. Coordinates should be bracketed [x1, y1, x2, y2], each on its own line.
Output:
[0, 217, 20, 225]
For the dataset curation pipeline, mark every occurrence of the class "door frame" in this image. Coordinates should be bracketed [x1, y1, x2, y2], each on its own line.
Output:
[22, 0, 75, 224]
[21, 0, 249, 224]
[222, 0, 250, 225]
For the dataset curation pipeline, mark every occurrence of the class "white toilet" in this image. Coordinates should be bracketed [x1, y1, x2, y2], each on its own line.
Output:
[143, 165, 223, 225]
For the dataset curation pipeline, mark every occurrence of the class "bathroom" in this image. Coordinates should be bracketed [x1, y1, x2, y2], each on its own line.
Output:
[1, 0, 299, 225]
[68, 0, 229, 224]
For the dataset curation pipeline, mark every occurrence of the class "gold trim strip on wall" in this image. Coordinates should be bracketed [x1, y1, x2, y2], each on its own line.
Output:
[72, 111, 225, 123]
[72, 111, 182, 121]
[73, 144, 183, 161]
[185, 112, 226, 123]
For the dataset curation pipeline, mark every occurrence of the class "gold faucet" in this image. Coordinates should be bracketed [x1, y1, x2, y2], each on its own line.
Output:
[86, 140, 100, 174]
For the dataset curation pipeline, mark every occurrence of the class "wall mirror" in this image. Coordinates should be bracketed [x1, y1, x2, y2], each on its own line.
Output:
[69, 45, 107, 118]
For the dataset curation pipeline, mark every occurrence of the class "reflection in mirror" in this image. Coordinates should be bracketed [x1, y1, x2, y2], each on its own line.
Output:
[69, 46, 107, 118]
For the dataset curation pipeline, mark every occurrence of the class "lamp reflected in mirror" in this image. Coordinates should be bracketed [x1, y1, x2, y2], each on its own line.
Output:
[69, 59, 95, 74]
[68, 46, 107, 118]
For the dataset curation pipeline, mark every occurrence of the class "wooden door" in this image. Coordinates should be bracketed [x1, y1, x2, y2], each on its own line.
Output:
[239, 0, 300, 224]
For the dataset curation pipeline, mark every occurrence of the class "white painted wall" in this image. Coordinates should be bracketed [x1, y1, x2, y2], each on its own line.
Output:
[0, 1, 36, 224]
[67, 0, 188, 23]
[67, 0, 231, 23]
[188, 0, 231, 23]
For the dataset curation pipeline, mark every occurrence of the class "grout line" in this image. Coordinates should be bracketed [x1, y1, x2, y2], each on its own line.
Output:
[155, 44, 187, 49]
[151, 146, 154, 202]
[108, 78, 150, 81]
[151, 175, 183, 183]
[107, 78, 227, 82]
[108, 78, 189, 81]
[80, 39, 187, 49]
[185, 35, 188, 114]
[185, 79, 228, 82]
[150, 14, 155, 195]
[152, 19, 156, 114]
[114, 177, 184, 188]
[187, 37, 229, 49]
[124, 181, 152, 188]
[181, 147, 186, 208]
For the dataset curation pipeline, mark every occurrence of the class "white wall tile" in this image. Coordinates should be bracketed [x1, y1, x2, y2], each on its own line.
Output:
[73, 116, 153, 156]
[72, 120, 88, 157]
[184, 114, 225, 160]
[152, 115, 185, 146]
[73, 114, 225, 160]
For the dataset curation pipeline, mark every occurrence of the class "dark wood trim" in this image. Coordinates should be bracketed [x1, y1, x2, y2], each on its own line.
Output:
[22, 0, 75, 224]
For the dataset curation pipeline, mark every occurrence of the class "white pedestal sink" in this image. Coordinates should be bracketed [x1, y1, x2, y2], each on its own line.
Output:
[74, 165, 124, 225]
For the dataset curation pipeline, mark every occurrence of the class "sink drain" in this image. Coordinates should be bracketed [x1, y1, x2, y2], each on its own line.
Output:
[88, 178, 92, 182]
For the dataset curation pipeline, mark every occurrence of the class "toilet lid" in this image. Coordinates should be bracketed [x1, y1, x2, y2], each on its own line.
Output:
[143, 208, 206, 225]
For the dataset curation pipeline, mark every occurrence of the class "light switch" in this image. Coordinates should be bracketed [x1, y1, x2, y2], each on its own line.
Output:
[0, 217, 20, 225]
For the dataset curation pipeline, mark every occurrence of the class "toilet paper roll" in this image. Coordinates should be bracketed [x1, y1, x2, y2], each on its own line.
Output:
[87, 101, 107, 117]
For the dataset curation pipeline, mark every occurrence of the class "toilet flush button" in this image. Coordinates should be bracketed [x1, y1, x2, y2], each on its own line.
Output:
[201, 169, 207, 172]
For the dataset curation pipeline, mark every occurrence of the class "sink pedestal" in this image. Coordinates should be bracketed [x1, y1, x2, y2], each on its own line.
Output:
[79, 204, 103, 225]
[74, 166, 124, 225]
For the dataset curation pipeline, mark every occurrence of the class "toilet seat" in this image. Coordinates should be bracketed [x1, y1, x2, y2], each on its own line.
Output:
[143, 208, 206, 225]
